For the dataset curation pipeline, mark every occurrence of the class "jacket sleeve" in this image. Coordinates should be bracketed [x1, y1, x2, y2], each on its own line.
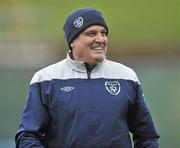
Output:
[127, 83, 160, 148]
[15, 81, 50, 148]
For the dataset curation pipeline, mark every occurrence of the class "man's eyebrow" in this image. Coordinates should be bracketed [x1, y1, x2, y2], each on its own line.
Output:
[85, 29, 96, 32]
[85, 29, 106, 33]
[83, 30, 96, 34]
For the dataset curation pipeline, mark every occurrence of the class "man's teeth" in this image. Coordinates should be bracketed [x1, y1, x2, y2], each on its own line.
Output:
[92, 47, 103, 50]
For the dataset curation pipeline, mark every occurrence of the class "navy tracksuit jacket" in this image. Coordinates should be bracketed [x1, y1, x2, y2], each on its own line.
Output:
[15, 53, 159, 148]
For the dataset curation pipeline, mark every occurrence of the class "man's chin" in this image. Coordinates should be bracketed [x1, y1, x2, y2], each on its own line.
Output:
[93, 56, 105, 63]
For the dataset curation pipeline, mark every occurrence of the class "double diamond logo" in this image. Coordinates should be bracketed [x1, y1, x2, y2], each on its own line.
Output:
[60, 86, 75, 92]
[105, 81, 121, 96]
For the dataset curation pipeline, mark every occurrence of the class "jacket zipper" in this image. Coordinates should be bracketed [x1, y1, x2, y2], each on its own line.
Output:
[85, 64, 98, 146]
[87, 69, 91, 79]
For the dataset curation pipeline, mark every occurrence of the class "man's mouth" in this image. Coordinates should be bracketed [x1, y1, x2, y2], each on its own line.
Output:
[91, 46, 104, 50]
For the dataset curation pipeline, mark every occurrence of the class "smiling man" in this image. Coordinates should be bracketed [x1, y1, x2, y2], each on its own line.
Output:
[71, 25, 108, 65]
[15, 8, 159, 148]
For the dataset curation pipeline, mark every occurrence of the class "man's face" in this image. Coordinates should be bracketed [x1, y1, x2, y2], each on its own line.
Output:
[70, 25, 108, 65]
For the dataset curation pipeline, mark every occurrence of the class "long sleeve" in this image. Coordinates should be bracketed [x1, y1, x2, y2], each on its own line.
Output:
[15, 82, 50, 148]
[128, 83, 160, 148]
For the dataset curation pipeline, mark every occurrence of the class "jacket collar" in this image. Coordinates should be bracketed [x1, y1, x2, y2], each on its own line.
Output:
[66, 50, 105, 73]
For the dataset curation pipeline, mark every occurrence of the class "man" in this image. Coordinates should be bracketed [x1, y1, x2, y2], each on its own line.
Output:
[15, 8, 159, 148]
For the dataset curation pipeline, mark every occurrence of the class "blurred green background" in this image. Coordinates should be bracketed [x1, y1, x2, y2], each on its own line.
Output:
[0, 0, 179, 147]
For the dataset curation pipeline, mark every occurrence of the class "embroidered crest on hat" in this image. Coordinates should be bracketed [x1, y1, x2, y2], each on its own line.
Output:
[73, 17, 83, 28]
[105, 81, 121, 95]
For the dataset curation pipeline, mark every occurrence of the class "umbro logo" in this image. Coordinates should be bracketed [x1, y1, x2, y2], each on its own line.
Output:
[60, 86, 75, 92]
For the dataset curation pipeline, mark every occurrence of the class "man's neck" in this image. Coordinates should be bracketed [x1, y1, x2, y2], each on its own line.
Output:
[84, 62, 96, 72]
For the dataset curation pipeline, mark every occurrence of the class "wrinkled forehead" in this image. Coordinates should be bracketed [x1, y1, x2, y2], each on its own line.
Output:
[81, 25, 108, 35]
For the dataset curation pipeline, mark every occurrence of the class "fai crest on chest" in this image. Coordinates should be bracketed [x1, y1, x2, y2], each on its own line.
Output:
[105, 81, 121, 95]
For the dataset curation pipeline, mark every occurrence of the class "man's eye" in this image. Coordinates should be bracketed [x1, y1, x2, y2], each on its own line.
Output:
[87, 32, 95, 36]
[101, 32, 107, 36]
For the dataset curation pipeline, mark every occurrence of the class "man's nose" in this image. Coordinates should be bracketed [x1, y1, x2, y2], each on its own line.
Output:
[95, 33, 104, 42]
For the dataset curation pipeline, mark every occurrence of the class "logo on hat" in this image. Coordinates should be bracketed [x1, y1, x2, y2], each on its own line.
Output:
[73, 17, 83, 28]
[105, 81, 121, 95]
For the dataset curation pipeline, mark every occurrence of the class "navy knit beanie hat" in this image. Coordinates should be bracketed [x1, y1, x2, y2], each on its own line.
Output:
[63, 8, 108, 48]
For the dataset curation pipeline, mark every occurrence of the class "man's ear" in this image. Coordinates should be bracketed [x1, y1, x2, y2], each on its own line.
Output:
[70, 41, 75, 49]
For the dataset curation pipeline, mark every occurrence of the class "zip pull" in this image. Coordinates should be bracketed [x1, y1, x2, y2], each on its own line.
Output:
[87, 70, 91, 79]
[85, 63, 96, 79]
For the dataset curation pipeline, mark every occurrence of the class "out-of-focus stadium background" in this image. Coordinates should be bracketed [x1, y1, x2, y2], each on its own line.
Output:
[0, 0, 179, 147]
